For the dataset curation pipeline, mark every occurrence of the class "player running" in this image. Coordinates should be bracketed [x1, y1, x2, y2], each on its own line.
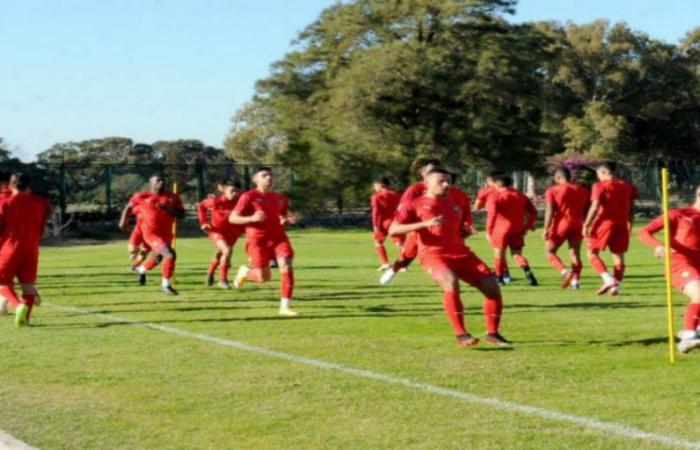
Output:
[389, 167, 509, 348]
[638, 185, 700, 353]
[486, 174, 539, 286]
[542, 167, 589, 289]
[370, 176, 404, 271]
[126, 199, 151, 272]
[197, 178, 243, 289]
[119, 174, 185, 295]
[583, 162, 637, 296]
[0, 170, 13, 316]
[474, 171, 513, 283]
[0, 174, 52, 327]
[381, 158, 474, 285]
[229, 167, 298, 317]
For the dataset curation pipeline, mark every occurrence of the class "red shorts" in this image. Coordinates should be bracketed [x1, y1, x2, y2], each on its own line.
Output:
[374, 219, 404, 244]
[490, 229, 525, 250]
[209, 230, 241, 247]
[401, 232, 418, 259]
[547, 222, 583, 248]
[671, 252, 700, 292]
[0, 249, 39, 284]
[143, 230, 173, 252]
[421, 250, 493, 287]
[588, 221, 630, 253]
[246, 236, 294, 269]
[129, 226, 152, 251]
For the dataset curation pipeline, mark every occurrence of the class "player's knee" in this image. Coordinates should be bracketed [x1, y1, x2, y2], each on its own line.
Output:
[478, 276, 501, 298]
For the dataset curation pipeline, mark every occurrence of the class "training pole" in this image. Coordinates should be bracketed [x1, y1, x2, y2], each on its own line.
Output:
[172, 182, 178, 287]
[661, 168, 675, 364]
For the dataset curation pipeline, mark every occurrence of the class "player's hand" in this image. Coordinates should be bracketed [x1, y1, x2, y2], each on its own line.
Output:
[424, 215, 443, 227]
[654, 245, 665, 258]
[118, 220, 129, 231]
[250, 211, 266, 223]
[201, 224, 211, 233]
[583, 225, 591, 238]
[486, 233, 492, 244]
[542, 230, 549, 241]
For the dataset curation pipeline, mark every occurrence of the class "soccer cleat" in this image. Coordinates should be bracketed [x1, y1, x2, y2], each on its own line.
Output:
[206, 274, 215, 287]
[503, 273, 512, 285]
[560, 272, 574, 290]
[162, 285, 179, 296]
[571, 279, 581, 290]
[380, 268, 397, 285]
[485, 333, 512, 347]
[278, 306, 299, 317]
[609, 285, 620, 296]
[524, 270, 538, 286]
[0, 298, 8, 316]
[596, 280, 617, 295]
[678, 338, 700, 354]
[497, 276, 506, 286]
[456, 334, 480, 348]
[138, 272, 147, 286]
[377, 263, 391, 272]
[217, 280, 231, 290]
[14, 304, 29, 328]
[398, 267, 408, 273]
[234, 266, 250, 289]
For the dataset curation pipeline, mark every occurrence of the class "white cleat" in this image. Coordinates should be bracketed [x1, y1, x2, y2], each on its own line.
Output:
[0, 298, 8, 316]
[377, 264, 391, 272]
[233, 266, 250, 289]
[678, 338, 700, 354]
[380, 268, 396, 285]
[278, 306, 299, 317]
[502, 275, 512, 285]
[571, 279, 581, 290]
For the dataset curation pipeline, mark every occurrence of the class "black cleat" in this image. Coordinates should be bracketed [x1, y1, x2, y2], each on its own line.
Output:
[485, 333, 512, 346]
[497, 276, 506, 286]
[524, 269, 538, 286]
[138, 272, 147, 286]
[206, 274, 214, 287]
[162, 285, 179, 296]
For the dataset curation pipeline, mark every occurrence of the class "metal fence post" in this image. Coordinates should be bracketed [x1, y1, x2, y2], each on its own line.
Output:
[196, 161, 205, 200]
[105, 165, 113, 213]
[243, 165, 251, 189]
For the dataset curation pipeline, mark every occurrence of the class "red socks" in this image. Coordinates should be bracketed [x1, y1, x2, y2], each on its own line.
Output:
[442, 291, 466, 335]
[375, 243, 389, 265]
[589, 253, 607, 275]
[685, 303, 700, 331]
[513, 254, 530, 269]
[614, 264, 626, 283]
[280, 269, 294, 299]
[483, 295, 503, 334]
[220, 264, 231, 282]
[548, 254, 566, 272]
[162, 257, 175, 279]
[572, 262, 583, 280]
[494, 257, 505, 277]
[0, 285, 21, 308]
[207, 258, 219, 276]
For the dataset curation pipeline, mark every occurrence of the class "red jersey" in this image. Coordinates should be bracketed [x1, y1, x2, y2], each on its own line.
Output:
[591, 179, 637, 226]
[394, 194, 471, 259]
[475, 186, 496, 210]
[371, 189, 401, 228]
[639, 207, 700, 256]
[399, 182, 472, 227]
[486, 188, 537, 235]
[0, 187, 12, 202]
[233, 189, 289, 240]
[129, 191, 184, 236]
[197, 193, 243, 236]
[0, 192, 51, 250]
[545, 183, 589, 226]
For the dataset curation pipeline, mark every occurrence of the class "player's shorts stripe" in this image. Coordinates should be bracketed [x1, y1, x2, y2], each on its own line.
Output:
[45, 302, 700, 450]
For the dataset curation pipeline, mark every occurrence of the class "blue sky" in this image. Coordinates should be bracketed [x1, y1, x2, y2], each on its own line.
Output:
[1, 0, 698, 161]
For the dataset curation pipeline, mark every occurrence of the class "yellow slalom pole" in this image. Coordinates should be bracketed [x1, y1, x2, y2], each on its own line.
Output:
[661, 168, 675, 364]
[172, 182, 179, 287]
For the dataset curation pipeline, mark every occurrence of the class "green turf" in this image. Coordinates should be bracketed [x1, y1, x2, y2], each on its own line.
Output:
[1, 228, 698, 449]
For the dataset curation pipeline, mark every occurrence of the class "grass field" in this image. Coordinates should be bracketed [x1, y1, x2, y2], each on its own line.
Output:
[2, 228, 700, 449]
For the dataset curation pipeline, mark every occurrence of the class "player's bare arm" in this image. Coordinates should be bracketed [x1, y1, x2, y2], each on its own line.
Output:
[583, 200, 600, 237]
[389, 216, 443, 236]
[118, 203, 133, 230]
[229, 210, 266, 225]
[542, 202, 554, 240]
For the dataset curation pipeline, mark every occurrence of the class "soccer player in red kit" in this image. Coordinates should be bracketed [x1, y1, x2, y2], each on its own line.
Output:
[371, 176, 403, 271]
[126, 202, 151, 271]
[119, 174, 185, 295]
[0, 170, 13, 316]
[542, 167, 589, 289]
[486, 174, 539, 286]
[198, 178, 243, 289]
[473, 171, 501, 211]
[638, 185, 700, 353]
[583, 163, 637, 296]
[381, 158, 474, 285]
[0, 174, 52, 327]
[229, 167, 298, 316]
[390, 167, 509, 347]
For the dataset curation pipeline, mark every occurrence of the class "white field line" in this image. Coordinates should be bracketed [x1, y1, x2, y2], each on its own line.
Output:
[46, 302, 700, 450]
[0, 430, 39, 450]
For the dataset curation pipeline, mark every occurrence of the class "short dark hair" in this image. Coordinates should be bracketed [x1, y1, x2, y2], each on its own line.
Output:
[254, 166, 273, 175]
[425, 167, 451, 177]
[12, 173, 31, 191]
[493, 173, 513, 187]
[150, 173, 166, 180]
[374, 176, 390, 186]
[597, 162, 616, 173]
[411, 157, 441, 175]
[487, 170, 503, 180]
[0, 170, 10, 184]
[218, 177, 241, 188]
[554, 166, 571, 181]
